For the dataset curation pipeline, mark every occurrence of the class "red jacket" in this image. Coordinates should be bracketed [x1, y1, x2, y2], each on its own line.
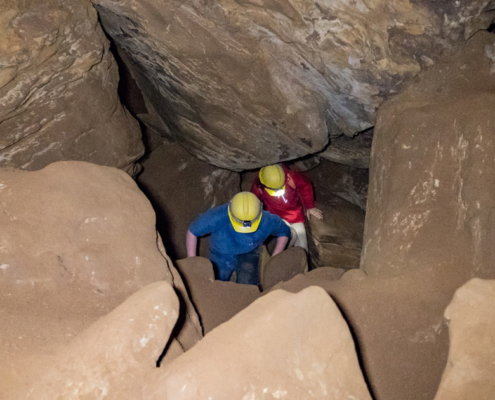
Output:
[250, 165, 315, 223]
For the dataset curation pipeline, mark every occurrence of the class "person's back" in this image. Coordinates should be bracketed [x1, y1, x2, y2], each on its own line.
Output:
[250, 164, 323, 251]
[186, 192, 290, 285]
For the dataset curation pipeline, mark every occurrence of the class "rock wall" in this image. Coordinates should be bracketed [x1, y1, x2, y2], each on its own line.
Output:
[92, 0, 493, 170]
[362, 31, 495, 277]
[0, 0, 144, 173]
[0, 162, 202, 397]
[138, 141, 240, 260]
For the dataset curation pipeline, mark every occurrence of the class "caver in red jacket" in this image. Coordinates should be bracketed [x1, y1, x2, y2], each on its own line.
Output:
[250, 164, 315, 224]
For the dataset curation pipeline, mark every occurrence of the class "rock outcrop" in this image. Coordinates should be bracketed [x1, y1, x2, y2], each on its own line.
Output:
[0, 0, 143, 173]
[261, 247, 307, 290]
[176, 257, 261, 334]
[138, 141, 240, 260]
[6, 282, 179, 400]
[362, 31, 495, 277]
[0, 162, 202, 397]
[434, 279, 495, 400]
[307, 195, 365, 270]
[319, 130, 373, 168]
[143, 287, 372, 400]
[92, 0, 493, 170]
[273, 263, 472, 400]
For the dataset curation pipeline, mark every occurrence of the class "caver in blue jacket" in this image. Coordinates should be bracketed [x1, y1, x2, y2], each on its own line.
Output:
[188, 204, 290, 284]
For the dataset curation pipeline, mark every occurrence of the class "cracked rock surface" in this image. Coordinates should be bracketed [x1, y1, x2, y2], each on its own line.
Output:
[93, 0, 493, 170]
[0, 0, 143, 173]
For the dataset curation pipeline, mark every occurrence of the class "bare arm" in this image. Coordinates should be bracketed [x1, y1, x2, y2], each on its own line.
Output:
[272, 236, 289, 256]
[186, 230, 198, 257]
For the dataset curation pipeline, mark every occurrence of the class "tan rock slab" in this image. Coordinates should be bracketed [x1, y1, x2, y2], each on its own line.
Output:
[434, 278, 495, 400]
[143, 286, 372, 400]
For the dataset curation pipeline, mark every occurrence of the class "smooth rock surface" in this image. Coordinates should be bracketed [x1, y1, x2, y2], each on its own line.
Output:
[362, 31, 495, 277]
[0, 162, 202, 396]
[138, 141, 240, 260]
[273, 263, 472, 400]
[176, 257, 261, 334]
[93, 0, 493, 170]
[261, 247, 308, 290]
[434, 278, 495, 400]
[143, 287, 372, 400]
[5, 282, 179, 400]
[0, 0, 144, 173]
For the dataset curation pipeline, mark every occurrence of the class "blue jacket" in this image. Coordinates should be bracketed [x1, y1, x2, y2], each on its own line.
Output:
[189, 204, 290, 256]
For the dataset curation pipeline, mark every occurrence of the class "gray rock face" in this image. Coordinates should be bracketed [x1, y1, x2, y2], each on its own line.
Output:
[0, 0, 144, 173]
[92, 0, 493, 170]
[361, 31, 495, 277]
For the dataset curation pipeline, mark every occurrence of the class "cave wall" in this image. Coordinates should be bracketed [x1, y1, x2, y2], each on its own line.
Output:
[0, 0, 144, 173]
[93, 0, 494, 170]
[361, 31, 495, 278]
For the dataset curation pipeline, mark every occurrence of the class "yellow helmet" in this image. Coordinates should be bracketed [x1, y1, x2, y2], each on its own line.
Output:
[228, 192, 262, 233]
[259, 164, 286, 197]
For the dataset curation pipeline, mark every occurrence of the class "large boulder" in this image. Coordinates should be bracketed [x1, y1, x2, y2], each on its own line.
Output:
[434, 279, 495, 400]
[92, 0, 493, 170]
[143, 287, 372, 400]
[362, 31, 495, 278]
[138, 141, 240, 260]
[0, 161, 202, 396]
[273, 263, 472, 400]
[176, 257, 261, 334]
[4, 282, 180, 400]
[0, 0, 143, 173]
[261, 247, 308, 290]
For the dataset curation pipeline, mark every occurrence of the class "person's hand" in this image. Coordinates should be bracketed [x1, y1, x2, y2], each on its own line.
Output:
[306, 208, 323, 220]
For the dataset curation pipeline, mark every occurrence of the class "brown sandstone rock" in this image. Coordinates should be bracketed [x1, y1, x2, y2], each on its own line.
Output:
[362, 31, 495, 278]
[273, 264, 471, 400]
[143, 287, 372, 400]
[93, 0, 493, 170]
[261, 247, 307, 290]
[305, 266, 347, 281]
[434, 278, 495, 400]
[0, 162, 202, 395]
[176, 257, 261, 334]
[0, 0, 143, 172]
[308, 195, 365, 270]
[138, 141, 240, 260]
[7, 282, 179, 400]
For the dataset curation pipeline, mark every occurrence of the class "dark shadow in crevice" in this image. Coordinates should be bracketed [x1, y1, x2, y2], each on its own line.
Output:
[330, 295, 377, 400]
[156, 287, 189, 368]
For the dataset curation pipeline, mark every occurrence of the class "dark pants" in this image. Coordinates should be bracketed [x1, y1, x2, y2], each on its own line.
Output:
[210, 248, 260, 285]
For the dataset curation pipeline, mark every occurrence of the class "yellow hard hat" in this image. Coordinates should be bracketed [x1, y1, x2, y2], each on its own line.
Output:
[259, 164, 286, 197]
[228, 192, 262, 233]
